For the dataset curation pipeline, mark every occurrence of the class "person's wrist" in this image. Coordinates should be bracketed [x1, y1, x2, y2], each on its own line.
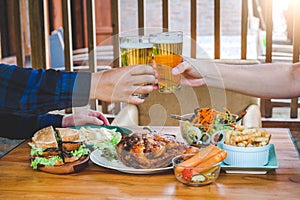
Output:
[62, 114, 72, 127]
[90, 73, 98, 99]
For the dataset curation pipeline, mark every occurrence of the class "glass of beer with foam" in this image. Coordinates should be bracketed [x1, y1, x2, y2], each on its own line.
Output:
[150, 31, 183, 93]
[120, 36, 153, 98]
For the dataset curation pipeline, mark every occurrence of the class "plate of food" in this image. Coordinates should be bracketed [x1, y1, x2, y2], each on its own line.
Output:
[90, 149, 173, 174]
[74, 125, 131, 147]
[28, 126, 90, 174]
[90, 131, 199, 174]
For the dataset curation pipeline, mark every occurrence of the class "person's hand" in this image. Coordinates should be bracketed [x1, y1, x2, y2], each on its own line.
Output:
[90, 65, 158, 104]
[172, 57, 218, 87]
[172, 61, 205, 87]
[62, 109, 110, 127]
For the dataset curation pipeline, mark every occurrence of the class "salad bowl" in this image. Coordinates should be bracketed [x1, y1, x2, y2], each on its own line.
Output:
[177, 108, 241, 147]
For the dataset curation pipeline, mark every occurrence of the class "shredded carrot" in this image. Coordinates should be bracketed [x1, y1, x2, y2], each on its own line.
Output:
[189, 107, 236, 132]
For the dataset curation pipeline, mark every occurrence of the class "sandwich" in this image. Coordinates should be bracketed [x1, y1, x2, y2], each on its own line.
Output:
[56, 128, 89, 163]
[28, 126, 89, 170]
[28, 126, 63, 169]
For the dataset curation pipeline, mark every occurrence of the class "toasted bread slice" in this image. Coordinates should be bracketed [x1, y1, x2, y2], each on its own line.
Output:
[64, 156, 80, 163]
[30, 126, 58, 149]
[40, 149, 60, 157]
[56, 128, 80, 142]
[62, 142, 82, 151]
[55, 159, 64, 166]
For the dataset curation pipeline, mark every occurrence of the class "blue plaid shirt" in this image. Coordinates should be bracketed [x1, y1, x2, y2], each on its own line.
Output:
[0, 63, 91, 138]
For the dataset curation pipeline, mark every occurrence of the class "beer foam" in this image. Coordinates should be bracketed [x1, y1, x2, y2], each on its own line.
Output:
[120, 43, 153, 49]
[150, 36, 182, 44]
[150, 32, 183, 44]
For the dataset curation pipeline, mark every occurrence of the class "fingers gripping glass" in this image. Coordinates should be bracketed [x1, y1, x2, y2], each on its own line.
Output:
[120, 36, 153, 98]
[150, 31, 183, 93]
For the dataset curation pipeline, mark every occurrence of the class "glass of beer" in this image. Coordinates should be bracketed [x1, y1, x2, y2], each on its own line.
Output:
[119, 35, 153, 98]
[150, 31, 183, 93]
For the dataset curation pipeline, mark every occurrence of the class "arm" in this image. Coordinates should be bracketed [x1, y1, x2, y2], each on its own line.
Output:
[216, 62, 300, 99]
[173, 58, 300, 99]
[61, 109, 110, 127]
[0, 109, 109, 139]
[90, 64, 157, 104]
[0, 63, 90, 114]
[0, 112, 62, 139]
[0, 63, 157, 114]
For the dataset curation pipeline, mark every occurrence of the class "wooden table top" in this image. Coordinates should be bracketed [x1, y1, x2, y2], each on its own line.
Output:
[1, 127, 300, 199]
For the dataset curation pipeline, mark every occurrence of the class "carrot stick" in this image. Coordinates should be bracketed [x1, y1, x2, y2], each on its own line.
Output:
[174, 145, 221, 174]
[193, 150, 227, 174]
[193, 146, 222, 166]
[180, 145, 215, 166]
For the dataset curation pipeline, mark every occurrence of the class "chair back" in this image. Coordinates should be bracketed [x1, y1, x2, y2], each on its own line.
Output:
[50, 28, 65, 69]
[137, 86, 259, 126]
[137, 59, 260, 126]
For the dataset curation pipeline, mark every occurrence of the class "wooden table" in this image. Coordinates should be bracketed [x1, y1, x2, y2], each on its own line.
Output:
[1, 127, 300, 199]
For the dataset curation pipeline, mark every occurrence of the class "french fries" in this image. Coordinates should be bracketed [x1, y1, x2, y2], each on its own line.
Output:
[224, 126, 271, 147]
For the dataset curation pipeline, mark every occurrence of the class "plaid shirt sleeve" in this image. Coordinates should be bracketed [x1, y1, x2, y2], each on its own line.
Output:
[0, 63, 91, 114]
[0, 111, 63, 139]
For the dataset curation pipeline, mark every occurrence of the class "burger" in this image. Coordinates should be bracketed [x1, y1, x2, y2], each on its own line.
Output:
[28, 126, 63, 169]
[56, 128, 88, 163]
[28, 126, 89, 171]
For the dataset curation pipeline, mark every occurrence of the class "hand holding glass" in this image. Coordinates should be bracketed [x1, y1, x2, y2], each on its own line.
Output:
[120, 36, 153, 98]
[150, 31, 183, 93]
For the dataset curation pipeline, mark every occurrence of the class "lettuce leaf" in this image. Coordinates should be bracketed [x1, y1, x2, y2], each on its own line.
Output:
[94, 142, 117, 161]
[110, 132, 122, 146]
[93, 131, 122, 161]
[30, 155, 62, 170]
[30, 148, 45, 156]
[71, 144, 89, 157]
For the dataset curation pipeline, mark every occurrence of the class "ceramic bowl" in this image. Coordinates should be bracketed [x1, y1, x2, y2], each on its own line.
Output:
[221, 142, 270, 166]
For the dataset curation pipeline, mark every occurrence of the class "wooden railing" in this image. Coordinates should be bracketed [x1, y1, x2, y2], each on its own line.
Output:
[9, 0, 300, 119]
[112, 0, 299, 119]
[290, 0, 300, 119]
[119, 0, 248, 60]
[260, 0, 299, 119]
[11, 0, 100, 110]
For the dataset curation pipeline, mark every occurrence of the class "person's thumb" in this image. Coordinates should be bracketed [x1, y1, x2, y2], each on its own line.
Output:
[172, 62, 186, 75]
[87, 116, 104, 126]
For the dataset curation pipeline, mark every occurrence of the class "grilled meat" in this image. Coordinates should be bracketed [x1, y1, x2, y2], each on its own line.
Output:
[116, 132, 189, 169]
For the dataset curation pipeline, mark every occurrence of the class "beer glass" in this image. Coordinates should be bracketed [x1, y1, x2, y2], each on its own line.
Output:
[150, 31, 183, 93]
[119, 36, 153, 98]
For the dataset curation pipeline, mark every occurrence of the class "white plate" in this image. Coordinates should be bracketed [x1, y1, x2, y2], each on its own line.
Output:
[90, 149, 173, 174]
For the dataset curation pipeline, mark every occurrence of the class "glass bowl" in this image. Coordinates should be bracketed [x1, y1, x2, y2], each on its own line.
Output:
[179, 113, 237, 147]
[172, 154, 221, 186]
